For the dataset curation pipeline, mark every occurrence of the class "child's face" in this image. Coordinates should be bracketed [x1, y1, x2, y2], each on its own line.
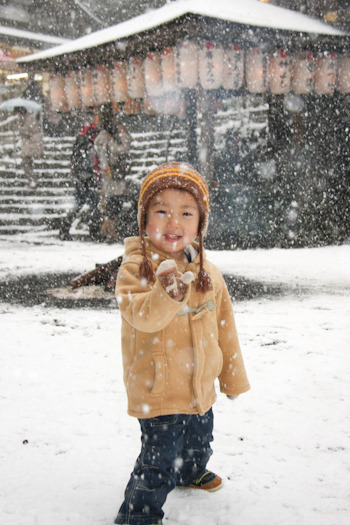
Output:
[145, 188, 200, 260]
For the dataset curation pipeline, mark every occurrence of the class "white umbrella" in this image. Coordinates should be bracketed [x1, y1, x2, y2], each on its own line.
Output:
[0, 98, 41, 113]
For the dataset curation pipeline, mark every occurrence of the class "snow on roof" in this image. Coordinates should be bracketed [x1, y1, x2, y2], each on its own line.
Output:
[0, 25, 71, 46]
[18, 0, 346, 64]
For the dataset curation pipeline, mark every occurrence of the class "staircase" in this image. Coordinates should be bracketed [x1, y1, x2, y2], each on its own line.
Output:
[129, 127, 187, 177]
[0, 118, 188, 237]
[0, 102, 267, 238]
[0, 132, 75, 235]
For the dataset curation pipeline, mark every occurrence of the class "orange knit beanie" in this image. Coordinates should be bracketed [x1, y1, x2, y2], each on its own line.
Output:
[137, 161, 212, 293]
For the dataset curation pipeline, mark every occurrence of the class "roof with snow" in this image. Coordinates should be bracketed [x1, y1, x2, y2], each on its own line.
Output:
[18, 0, 347, 65]
[0, 25, 71, 47]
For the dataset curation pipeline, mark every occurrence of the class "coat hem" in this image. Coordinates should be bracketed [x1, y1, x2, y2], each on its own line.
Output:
[127, 402, 215, 420]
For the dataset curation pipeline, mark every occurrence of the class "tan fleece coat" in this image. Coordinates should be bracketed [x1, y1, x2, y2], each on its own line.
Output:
[116, 237, 250, 419]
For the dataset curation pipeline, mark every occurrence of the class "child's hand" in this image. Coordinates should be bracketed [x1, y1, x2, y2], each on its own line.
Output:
[156, 260, 194, 301]
[227, 395, 239, 401]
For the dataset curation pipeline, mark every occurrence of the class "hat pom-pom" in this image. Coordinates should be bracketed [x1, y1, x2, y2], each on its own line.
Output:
[196, 269, 213, 293]
[139, 256, 156, 284]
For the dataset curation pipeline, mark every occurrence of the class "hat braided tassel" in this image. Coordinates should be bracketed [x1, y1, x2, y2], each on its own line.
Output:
[139, 232, 156, 284]
[196, 233, 213, 293]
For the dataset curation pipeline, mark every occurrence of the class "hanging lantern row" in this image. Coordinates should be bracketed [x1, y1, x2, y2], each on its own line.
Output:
[49, 42, 350, 112]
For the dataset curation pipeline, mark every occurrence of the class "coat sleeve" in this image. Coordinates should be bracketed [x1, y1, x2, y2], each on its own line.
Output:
[215, 276, 250, 395]
[93, 131, 110, 171]
[116, 259, 190, 333]
[109, 129, 131, 163]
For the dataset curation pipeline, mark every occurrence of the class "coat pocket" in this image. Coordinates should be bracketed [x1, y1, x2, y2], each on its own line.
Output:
[150, 353, 167, 396]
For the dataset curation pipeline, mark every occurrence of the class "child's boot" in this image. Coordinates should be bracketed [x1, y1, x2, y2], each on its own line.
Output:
[187, 470, 222, 492]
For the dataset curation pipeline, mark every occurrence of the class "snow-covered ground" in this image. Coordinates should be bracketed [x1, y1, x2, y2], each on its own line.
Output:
[1, 233, 349, 525]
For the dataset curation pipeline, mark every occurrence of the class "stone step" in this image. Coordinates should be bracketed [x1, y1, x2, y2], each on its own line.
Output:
[0, 176, 72, 185]
[0, 157, 70, 168]
[0, 194, 73, 203]
[0, 213, 66, 224]
[0, 200, 73, 212]
[0, 224, 49, 234]
[0, 189, 74, 199]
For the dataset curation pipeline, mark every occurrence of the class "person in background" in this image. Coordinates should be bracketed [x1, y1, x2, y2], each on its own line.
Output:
[15, 107, 43, 189]
[114, 162, 250, 525]
[94, 103, 131, 241]
[59, 111, 102, 241]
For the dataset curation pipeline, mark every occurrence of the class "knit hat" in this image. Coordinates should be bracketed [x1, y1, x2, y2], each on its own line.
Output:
[138, 161, 212, 293]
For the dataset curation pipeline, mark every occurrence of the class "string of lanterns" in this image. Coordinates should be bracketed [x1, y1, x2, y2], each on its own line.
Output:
[49, 40, 350, 113]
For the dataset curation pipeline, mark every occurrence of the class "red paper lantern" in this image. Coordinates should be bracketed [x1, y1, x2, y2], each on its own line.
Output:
[269, 49, 291, 94]
[65, 70, 81, 110]
[338, 52, 350, 93]
[292, 51, 315, 94]
[175, 40, 199, 89]
[161, 47, 179, 93]
[144, 52, 163, 97]
[246, 48, 268, 94]
[127, 56, 145, 99]
[199, 41, 224, 90]
[112, 61, 128, 103]
[315, 51, 337, 95]
[49, 74, 67, 112]
[223, 44, 244, 91]
[94, 65, 112, 106]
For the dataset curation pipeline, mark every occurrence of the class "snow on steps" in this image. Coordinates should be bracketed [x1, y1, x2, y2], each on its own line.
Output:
[0, 123, 188, 236]
[0, 104, 266, 237]
[0, 134, 75, 234]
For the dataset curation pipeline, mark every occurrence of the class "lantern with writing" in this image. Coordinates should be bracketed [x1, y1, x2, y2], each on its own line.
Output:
[315, 51, 337, 96]
[337, 52, 350, 93]
[269, 49, 291, 94]
[175, 40, 199, 89]
[199, 41, 224, 90]
[127, 56, 144, 99]
[144, 52, 163, 97]
[65, 70, 80, 110]
[246, 48, 268, 93]
[112, 61, 128, 103]
[94, 65, 111, 106]
[161, 47, 179, 93]
[223, 44, 244, 91]
[292, 51, 315, 94]
[49, 74, 67, 112]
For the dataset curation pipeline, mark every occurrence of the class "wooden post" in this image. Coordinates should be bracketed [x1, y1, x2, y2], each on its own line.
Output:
[199, 90, 215, 185]
[184, 89, 198, 168]
[267, 94, 290, 154]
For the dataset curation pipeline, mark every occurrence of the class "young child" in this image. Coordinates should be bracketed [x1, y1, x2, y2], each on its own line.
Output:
[115, 162, 250, 525]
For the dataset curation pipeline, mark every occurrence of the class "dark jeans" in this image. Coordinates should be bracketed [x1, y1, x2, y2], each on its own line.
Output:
[22, 156, 35, 182]
[115, 409, 214, 525]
